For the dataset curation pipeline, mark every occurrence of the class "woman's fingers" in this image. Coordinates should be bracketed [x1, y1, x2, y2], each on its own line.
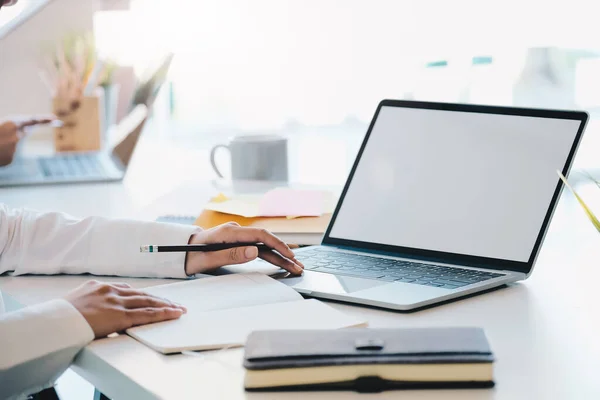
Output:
[186, 223, 305, 274]
[213, 225, 296, 260]
[259, 250, 303, 275]
[220, 225, 304, 267]
[194, 245, 260, 271]
[122, 295, 186, 312]
[112, 285, 186, 312]
[127, 307, 185, 327]
[111, 283, 131, 289]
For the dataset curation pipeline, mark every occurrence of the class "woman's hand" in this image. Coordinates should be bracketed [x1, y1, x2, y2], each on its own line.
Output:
[0, 121, 19, 166]
[0, 118, 55, 166]
[184, 222, 304, 276]
[65, 280, 187, 338]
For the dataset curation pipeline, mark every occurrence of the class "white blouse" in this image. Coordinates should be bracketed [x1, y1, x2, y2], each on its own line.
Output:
[0, 204, 198, 399]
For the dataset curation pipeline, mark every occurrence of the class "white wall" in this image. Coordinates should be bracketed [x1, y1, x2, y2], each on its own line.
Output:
[0, 0, 95, 116]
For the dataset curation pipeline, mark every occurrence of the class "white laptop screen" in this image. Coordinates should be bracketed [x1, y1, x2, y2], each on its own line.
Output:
[327, 103, 584, 269]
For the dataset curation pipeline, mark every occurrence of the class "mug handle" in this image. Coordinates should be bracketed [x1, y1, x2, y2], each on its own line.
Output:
[210, 144, 230, 178]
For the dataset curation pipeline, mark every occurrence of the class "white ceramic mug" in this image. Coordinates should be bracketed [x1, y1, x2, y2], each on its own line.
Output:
[210, 134, 288, 181]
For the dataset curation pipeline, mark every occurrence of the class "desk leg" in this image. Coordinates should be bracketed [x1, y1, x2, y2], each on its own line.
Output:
[29, 387, 60, 400]
[93, 389, 110, 400]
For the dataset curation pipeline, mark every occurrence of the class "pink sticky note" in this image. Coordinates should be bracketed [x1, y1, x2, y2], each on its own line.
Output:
[258, 188, 325, 217]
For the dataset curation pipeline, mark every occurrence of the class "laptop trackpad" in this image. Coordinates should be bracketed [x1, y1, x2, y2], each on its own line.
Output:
[279, 270, 388, 294]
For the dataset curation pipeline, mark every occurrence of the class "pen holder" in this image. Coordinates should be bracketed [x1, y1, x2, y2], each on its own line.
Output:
[52, 90, 104, 152]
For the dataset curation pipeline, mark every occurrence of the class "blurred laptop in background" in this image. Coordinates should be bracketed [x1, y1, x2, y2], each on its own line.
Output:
[0, 53, 173, 187]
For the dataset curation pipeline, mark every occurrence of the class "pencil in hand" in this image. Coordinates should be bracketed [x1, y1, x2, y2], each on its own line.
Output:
[140, 243, 272, 253]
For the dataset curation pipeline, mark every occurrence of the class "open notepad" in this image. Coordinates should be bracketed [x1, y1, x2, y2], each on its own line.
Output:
[126, 273, 368, 354]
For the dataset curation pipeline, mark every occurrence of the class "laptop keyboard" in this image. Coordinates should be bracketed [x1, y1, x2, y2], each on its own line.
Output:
[300, 248, 503, 289]
[38, 154, 106, 178]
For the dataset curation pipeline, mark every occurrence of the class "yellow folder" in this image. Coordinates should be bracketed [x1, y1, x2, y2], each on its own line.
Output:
[194, 210, 332, 233]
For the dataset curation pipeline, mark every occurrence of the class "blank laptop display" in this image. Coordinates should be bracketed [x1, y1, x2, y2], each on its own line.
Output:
[326, 105, 583, 272]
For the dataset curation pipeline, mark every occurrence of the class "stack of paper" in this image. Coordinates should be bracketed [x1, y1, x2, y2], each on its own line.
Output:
[194, 188, 337, 244]
[204, 188, 336, 218]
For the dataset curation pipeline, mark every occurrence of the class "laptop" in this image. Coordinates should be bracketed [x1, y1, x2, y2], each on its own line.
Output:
[0, 53, 173, 187]
[278, 100, 588, 311]
[0, 104, 147, 187]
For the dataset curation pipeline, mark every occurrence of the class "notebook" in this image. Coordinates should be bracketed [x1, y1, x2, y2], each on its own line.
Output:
[126, 273, 367, 354]
[244, 327, 495, 392]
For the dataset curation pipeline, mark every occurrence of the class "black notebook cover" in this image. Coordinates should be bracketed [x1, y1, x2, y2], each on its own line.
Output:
[244, 327, 495, 392]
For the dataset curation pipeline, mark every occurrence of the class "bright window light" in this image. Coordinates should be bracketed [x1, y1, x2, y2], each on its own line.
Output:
[92, 0, 600, 133]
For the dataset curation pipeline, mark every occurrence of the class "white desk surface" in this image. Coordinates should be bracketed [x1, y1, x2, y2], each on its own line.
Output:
[2, 132, 600, 399]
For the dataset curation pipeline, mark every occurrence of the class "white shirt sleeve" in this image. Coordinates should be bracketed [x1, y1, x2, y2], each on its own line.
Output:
[0, 203, 201, 398]
[0, 203, 200, 278]
[0, 299, 94, 399]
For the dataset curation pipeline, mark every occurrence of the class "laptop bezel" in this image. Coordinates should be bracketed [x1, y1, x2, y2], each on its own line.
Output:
[322, 99, 588, 274]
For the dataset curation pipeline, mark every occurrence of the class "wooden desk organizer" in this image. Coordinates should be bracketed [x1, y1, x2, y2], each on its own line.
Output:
[53, 93, 103, 152]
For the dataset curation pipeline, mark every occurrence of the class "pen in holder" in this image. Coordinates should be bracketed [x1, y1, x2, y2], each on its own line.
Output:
[52, 89, 104, 152]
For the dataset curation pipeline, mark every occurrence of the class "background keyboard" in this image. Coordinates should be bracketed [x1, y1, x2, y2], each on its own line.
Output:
[37, 154, 106, 178]
[155, 215, 197, 224]
[300, 248, 503, 289]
